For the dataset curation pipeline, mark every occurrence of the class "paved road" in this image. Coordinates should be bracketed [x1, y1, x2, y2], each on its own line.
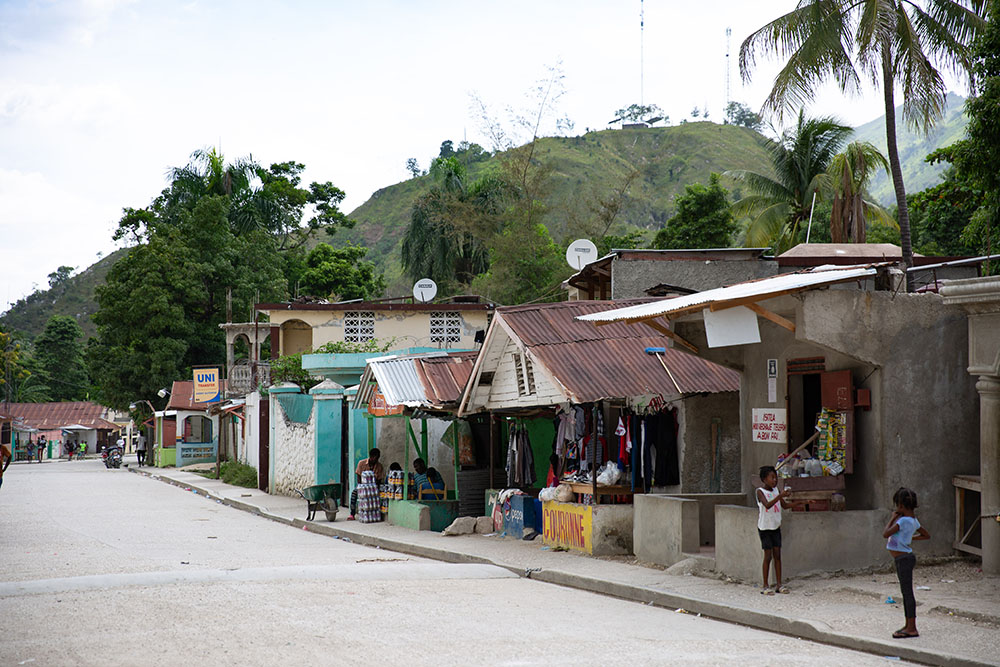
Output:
[0, 460, 905, 666]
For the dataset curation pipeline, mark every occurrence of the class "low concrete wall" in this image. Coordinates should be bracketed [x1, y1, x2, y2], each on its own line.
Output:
[592, 505, 634, 557]
[715, 505, 889, 582]
[667, 493, 747, 547]
[634, 495, 698, 566]
[387, 500, 430, 531]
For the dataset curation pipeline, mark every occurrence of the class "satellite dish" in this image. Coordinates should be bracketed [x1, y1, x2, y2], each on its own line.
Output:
[566, 239, 599, 270]
[412, 278, 438, 303]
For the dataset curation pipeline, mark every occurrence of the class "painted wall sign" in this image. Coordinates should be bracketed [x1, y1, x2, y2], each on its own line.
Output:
[192, 368, 221, 403]
[752, 408, 787, 443]
[542, 501, 593, 554]
[367, 383, 404, 417]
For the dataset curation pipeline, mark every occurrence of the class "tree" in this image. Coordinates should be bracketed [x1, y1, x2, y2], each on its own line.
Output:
[34, 315, 88, 401]
[89, 196, 287, 410]
[740, 0, 987, 287]
[405, 158, 421, 178]
[727, 112, 853, 252]
[609, 103, 667, 126]
[47, 266, 75, 289]
[439, 140, 455, 159]
[826, 141, 894, 243]
[725, 102, 764, 132]
[401, 158, 505, 290]
[952, 0, 1000, 271]
[298, 243, 385, 301]
[907, 150, 981, 254]
[115, 150, 354, 252]
[652, 174, 737, 249]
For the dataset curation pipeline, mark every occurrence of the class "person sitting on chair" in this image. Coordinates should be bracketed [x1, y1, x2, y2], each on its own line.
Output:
[413, 458, 445, 499]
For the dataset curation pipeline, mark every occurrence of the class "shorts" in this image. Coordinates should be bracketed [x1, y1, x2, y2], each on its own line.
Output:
[758, 528, 782, 550]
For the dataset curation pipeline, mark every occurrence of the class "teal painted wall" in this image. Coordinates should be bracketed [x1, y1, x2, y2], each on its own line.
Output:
[314, 397, 342, 485]
[275, 393, 313, 423]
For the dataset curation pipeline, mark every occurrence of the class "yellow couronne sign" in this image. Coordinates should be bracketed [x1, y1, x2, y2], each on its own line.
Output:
[542, 501, 593, 554]
[193, 368, 221, 403]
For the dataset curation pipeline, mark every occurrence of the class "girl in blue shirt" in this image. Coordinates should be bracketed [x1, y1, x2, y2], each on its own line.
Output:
[882, 487, 931, 639]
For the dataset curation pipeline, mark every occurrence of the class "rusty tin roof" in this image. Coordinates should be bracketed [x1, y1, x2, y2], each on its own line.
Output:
[1, 401, 119, 431]
[497, 300, 739, 403]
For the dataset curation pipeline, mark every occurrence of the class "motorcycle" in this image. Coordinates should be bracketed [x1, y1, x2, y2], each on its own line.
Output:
[102, 445, 124, 469]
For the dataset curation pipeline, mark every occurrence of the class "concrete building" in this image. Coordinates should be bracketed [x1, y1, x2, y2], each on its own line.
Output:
[256, 297, 494, 357]
[579, 265, 981, 580]
[941, 275, 1000, 574]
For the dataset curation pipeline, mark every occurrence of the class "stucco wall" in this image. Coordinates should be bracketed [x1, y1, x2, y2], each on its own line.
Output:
[633, 495, 699, 566]
[592, 504, 635, 556]
[268, 309, 491, 355]
[678, 289, 978, 558]
[798, 290, 978, 554]
[243, 391, 260, 470]
[672, 392, 741, 493]
[612, 257, 778, 299]
[272, 400, 315, 497]
[715, 505, 889, 582]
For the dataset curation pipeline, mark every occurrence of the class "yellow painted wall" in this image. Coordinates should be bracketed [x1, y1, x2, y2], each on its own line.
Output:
[267, 309, 491, 355]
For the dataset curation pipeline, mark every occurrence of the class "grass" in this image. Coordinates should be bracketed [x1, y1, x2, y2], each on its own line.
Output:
[195, 460, 259, 488]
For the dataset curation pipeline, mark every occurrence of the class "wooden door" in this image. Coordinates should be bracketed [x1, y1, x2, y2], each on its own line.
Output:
[258, 399, 270, 492]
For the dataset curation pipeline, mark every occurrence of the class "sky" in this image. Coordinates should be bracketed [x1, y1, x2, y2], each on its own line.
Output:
[0, 0, 972, 312]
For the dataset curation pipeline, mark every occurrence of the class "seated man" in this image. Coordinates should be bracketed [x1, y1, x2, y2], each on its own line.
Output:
[412, 458, 445, 499]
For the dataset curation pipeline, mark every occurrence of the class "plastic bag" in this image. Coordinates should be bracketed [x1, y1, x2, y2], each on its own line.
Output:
[539, 486, 559, 502]
[596, 462, 621, 486]
[556, 483, 575, 502]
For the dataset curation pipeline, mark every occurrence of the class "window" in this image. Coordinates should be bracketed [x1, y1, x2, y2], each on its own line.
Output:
[430, 311, 462, 343]
[512, 352, 536, 396]
[344, 311, 375, 342]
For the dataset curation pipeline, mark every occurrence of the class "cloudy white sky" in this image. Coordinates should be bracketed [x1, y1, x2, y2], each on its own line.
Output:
[0, 0, 971, 311]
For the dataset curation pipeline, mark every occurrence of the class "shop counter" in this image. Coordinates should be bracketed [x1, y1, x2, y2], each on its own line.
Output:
[542, 500, 634, 556]
[564, 482, 634, 504]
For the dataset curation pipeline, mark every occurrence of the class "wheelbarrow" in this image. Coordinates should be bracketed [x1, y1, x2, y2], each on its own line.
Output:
[295, 483, 342, 522]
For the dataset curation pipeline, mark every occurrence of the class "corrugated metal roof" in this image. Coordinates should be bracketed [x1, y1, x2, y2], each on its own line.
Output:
[495, 300, 739, 402]
[416, 352, 478, 407]
[1, 402, 119, 431]
[356, 352, 479, 411]
[577, 266, 877, 324]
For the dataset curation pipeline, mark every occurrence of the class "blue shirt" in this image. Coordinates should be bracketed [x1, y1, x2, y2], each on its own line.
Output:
[887, 515, 921, 553]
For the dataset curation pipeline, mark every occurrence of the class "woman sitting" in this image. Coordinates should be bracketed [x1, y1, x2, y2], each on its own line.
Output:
[412, 458, 445, 499]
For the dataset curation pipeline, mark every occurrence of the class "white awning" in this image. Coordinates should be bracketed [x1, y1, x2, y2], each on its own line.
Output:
[576, 265, 878, 325]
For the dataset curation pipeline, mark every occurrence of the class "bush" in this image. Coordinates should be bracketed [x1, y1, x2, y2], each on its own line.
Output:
[220, 460, 258, 488]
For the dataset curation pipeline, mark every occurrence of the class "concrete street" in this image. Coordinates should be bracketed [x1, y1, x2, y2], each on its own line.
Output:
[2, 459, 904, 666]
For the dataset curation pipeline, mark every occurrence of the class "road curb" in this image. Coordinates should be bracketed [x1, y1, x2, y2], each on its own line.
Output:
[135, 468, 990, 667]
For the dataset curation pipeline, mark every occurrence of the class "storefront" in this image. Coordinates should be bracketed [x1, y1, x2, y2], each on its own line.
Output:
[459, 300, 741, 556]
[579, 264, 981, 578]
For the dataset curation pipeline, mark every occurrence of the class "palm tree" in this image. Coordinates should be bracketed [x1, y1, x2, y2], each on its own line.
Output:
[826, 141, 894, 243]
[740, 0, 986, 287]
[728, 112, 853, 252]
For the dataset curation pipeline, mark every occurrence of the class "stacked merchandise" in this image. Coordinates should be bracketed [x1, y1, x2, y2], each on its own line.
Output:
[378, 482, 389, 516]
[388, 469, 404, 499]
[357, 470, 382, 523]
[815, 408, 847, 474]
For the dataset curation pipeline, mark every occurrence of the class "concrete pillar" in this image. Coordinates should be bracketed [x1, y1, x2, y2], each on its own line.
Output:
[310, 379, 345, 487]
[977, 375, 1000, 574]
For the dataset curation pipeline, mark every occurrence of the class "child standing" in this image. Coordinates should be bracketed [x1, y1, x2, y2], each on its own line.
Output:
[756, 465, 792, 594]
[883, 487, 930, 639]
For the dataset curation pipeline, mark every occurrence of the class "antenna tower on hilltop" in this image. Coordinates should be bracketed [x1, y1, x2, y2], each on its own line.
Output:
[725, 27, 732, 116]
[640, 0, 645, 106]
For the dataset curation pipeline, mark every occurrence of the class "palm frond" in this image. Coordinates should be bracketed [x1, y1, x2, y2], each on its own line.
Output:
[744, 202, 793, 247]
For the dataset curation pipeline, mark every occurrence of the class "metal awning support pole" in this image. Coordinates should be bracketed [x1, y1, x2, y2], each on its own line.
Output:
[452, 420, 461, 502]
[420, 418, 428, 461]
[590, 410, 599, 498]
[489, 413, 495, 489]
[404, 416, 415, 500]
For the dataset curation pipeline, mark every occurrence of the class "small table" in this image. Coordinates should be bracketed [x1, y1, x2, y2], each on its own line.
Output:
[563, 482, 634, 505]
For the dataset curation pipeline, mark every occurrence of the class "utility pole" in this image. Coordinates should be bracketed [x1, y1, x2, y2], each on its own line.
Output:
[640, 0, 645, 106]
[725, 27, 732, 119]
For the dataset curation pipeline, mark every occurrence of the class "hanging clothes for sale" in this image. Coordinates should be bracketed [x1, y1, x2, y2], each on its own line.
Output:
[505, 421, 537, 487]
[554, 410, 576, 457]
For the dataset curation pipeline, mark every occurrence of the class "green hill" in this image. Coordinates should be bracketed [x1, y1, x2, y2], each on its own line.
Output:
[852, 92, 968, 205]
[7, 110, 965, 333]
[0, 249, 127, 340]
[332, 121, 776, 291]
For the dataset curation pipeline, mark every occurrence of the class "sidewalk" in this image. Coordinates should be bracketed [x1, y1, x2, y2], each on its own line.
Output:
[133, 466, 999, 667]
